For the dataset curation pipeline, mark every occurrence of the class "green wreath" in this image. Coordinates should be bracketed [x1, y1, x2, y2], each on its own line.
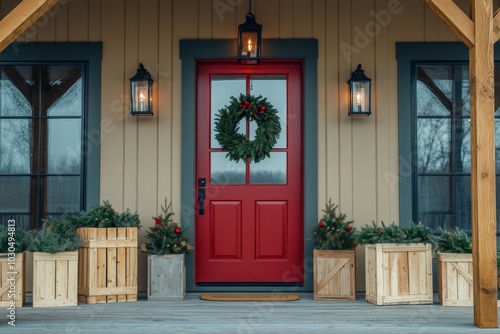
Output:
[214, 94, 281, 163]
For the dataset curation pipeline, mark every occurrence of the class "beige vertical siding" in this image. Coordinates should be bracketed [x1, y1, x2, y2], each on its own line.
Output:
[1, 0, 469, 291]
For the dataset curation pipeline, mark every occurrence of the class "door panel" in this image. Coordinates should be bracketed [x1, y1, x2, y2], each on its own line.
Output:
[195, 61, 303, 284]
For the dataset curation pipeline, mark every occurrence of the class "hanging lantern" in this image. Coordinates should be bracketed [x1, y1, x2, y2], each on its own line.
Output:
[130, 63, 153, 116]
[347, 64, 372, 116]
[238, 0, 262, 65]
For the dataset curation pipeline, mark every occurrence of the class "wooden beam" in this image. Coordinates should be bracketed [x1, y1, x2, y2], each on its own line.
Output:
[469, 0, 498, 328]
[0, 0, 58, 53]
[423, 0, 475, 48]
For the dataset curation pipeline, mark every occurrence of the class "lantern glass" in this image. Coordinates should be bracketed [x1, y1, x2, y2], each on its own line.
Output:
[130, 63, 153, 116]
[240, 31, 258, 58]
[350, 81, 370, 114]
[347, 64, 372, 116]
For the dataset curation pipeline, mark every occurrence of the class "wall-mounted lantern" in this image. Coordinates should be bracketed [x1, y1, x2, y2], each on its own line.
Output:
[238, 0, 262, 65]
[130, 63, 153, 116]
[347, 64, 372, 116]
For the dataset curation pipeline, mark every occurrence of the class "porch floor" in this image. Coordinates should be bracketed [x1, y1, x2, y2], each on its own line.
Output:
[5, 293, 500, 334]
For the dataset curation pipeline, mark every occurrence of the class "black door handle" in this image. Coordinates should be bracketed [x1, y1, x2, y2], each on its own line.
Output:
[198, 188, 206, 215]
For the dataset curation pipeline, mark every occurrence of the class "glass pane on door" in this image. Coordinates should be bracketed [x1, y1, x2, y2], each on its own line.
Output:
[211, 76, 246, 148]
[250, 76, 287, 148]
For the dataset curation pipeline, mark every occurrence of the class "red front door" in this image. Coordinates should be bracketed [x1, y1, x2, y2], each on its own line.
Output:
[195, 61, 303, 284]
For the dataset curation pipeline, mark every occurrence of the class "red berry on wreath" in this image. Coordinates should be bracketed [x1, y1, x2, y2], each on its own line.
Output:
[239, 104, 243, 108]
[174, 227, 182, 234]
[318, 221, 325, 228]
[260, 111, 264, 115]
[261, 106, 266, 111]
[345, 225, 351, 232]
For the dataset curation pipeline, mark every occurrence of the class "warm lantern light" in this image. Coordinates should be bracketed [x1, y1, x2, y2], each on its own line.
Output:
[238, 0, 262, 64]
[347, 64, 372, 116]
[130, 63, 153, 116]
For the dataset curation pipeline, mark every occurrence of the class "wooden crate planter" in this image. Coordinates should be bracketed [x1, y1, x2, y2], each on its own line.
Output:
[77, 227, 138, 304]
[147, 253, 186, 300]
[365, 243, 433, 305]
[313, 249, 356, 301]
[33, 251, 78, 307]
[0, 252, 25, 307]
[438, 253, 500, 307]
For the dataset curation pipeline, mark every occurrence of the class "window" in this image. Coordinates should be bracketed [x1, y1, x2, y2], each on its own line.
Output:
[0, 43, 102, 230]
[397, 43, 500, 233]
[0, 64, 84, 229]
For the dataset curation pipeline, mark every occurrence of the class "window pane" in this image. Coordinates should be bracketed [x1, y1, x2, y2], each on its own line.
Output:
[455, 118, 470, 173]
[43, 66, 83, 116]
[42, 119, 82, 174]
[416, 65, 452, 116]
[0, 66, 37, 117]
[455, 176, 471, 233]
[455, 65, 470, 117]
[211, 76, 246, 148]
[46, 176, 81, 214]
[417, 175, 451, 231]
[250, 152, 286, 184]
[0, 176, 30, 212]
[211, 152, 246, 184]
[0, 119, 32, 173]
[250, 76, 287, 148]
[417, 118, 450, 172]
[495, 120, 500, 173]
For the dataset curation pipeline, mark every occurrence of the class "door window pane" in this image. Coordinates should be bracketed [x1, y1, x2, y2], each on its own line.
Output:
[211, 76, 246, 148]
[211, 152, 246, 184]
[250, 152, 286, 184]
[250, 76, 287, 148]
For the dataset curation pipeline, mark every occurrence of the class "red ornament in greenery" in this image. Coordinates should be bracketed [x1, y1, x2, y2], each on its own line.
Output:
[174, 227, 182, 234]
[312, 199, 357, 250]
[154, 217, 163, 227]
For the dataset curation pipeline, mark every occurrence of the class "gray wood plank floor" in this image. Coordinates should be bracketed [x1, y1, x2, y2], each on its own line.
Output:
[3, 293, 500, 334]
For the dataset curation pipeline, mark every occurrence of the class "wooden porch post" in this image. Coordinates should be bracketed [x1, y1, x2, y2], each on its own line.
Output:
[424, 0, 498, 328]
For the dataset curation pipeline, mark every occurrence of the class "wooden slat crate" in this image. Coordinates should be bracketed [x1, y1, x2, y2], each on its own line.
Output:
[147, 254, 186, 300]
[313, 249, 356, 301]
[438, 253, 500, 307]
[365, 243, 433, 306]
[33, 251, 78, 307]
[0, 252, 25, 307]
[77, 227, 138, 304]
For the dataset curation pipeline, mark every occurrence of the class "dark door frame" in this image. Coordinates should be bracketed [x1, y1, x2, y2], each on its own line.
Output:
[180, 39, 318, 292]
